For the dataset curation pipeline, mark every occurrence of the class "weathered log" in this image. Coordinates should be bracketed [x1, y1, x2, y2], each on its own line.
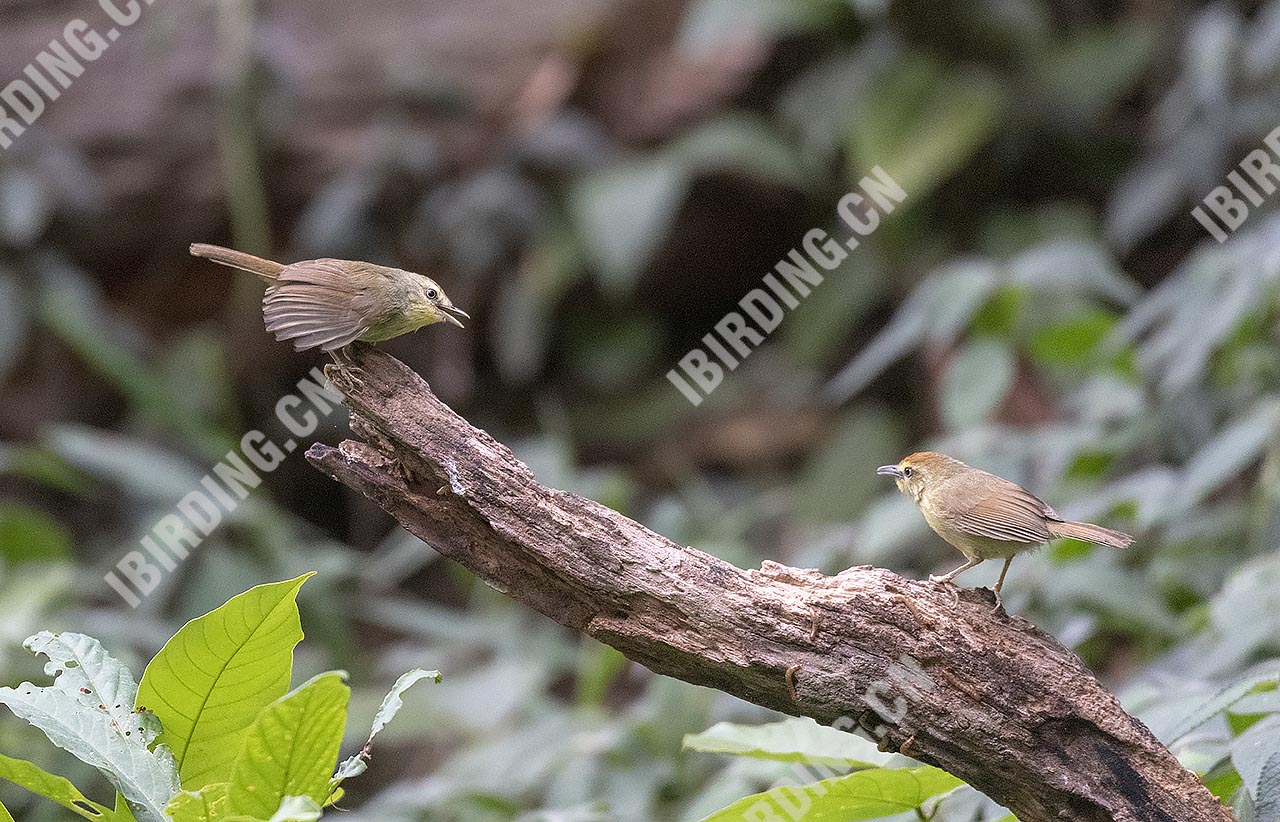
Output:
[306, 348, 1229, 822]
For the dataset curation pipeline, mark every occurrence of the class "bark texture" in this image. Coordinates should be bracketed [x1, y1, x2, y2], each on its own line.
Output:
[306, 348, 1231, 822]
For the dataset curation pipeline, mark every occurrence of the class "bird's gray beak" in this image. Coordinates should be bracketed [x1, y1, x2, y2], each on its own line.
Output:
[439, 304, 470, 329]
[876, 464, 905, 479]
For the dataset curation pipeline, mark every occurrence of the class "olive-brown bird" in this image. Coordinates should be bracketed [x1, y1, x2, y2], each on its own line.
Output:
[189, 244, 468, 358]
[877, 452, 1133, 607]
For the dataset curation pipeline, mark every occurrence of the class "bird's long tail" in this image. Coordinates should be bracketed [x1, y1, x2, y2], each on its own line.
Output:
[189, 243, 284, 281]
[1047, 520, 1134, 548]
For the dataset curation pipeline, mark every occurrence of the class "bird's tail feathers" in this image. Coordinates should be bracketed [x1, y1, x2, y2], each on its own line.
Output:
[1047, 520, 1133, 549]
[189, 243, 284, 281]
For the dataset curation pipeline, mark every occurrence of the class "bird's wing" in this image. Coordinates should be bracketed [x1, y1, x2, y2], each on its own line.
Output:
[262, 260, 387, 352]
[939, 471, 1056, 544]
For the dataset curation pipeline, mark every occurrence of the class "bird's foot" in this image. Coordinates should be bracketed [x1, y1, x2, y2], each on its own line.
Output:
[327, 347, 365, 390]
[928, 575, 961, 606]
[323, 363, 362, 392]
[989, 589, 1004, 615]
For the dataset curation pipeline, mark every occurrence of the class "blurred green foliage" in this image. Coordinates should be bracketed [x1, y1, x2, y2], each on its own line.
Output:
[2, 0, 1280, 819]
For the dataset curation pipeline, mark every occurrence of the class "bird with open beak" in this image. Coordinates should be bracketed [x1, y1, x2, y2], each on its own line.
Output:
[189, 244, 469, 365]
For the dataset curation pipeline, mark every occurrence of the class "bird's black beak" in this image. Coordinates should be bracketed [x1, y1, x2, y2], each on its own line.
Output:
[439, 304, 470, 329]
[876, 464, 905, 479]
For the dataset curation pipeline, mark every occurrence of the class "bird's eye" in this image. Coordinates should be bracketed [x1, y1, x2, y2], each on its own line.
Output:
[427, 288, 439, 300]
[902, 466, 914, 478]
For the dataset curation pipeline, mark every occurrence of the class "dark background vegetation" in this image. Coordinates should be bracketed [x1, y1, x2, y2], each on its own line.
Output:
[1, 0, 1279, 819]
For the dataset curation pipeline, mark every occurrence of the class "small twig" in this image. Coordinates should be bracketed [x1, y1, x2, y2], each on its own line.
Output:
[894, 593, 935, 626]
[785, 664, 800, 702]
[936, 668, 983, 703]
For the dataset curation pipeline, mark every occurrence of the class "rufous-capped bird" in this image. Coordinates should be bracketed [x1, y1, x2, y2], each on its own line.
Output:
[878, 451, 1133, 609]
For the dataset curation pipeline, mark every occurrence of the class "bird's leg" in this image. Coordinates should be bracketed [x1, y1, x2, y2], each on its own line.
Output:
[990, 557, 1014, 613]
[326, 345, 364, 389]
[930, 557, 981, 585]
[929, 558, 982, 605]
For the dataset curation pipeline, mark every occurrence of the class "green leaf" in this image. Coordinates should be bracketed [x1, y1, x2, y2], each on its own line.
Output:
[825, 260, 997, 402]
[794, 408, 901, 525]
[264, 796, 322, 822]
[971, 286, 1023, 337]
[0, 634, 179, 822]
[696, 766, 963, 821]
[138, 573, 313, 790]
[1233, 715, 1280, 800]
[681, 0, 833, 48]
[1009, 241, 1139, 305]
[0, 504, 73, 564]
[1203, 765, 1244, 803]
[0, 752, 122, 820]
[1028, 311, 1119, 366]
[36, 271, 225, 457]
[575, 641, 628, 710]
[1031, 22, 1158, 123]
[333, 668, 441, 783]
[849, 55, 1003, 199]
[0, 167, 52, 246]
[1204, 558, 1280, 672]
[0, 443, 91, 496]
[167, 783, 228, 822]
[1229, 683, 1280, 717]
[683, 717, 893, 770]
[1179, 402, 1280, 509]
[169, 788, 319, 822]
[941, 338, 1015, 431]
[569, 157, 686, 296]
[1257, 752, 1280, 822]
[673, 115, 810, 190]
[226, 672, 349, 820]
[45, 426, 203, 504]
[0, 798, 12, 822]
[1047, 538, 1093, 564]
